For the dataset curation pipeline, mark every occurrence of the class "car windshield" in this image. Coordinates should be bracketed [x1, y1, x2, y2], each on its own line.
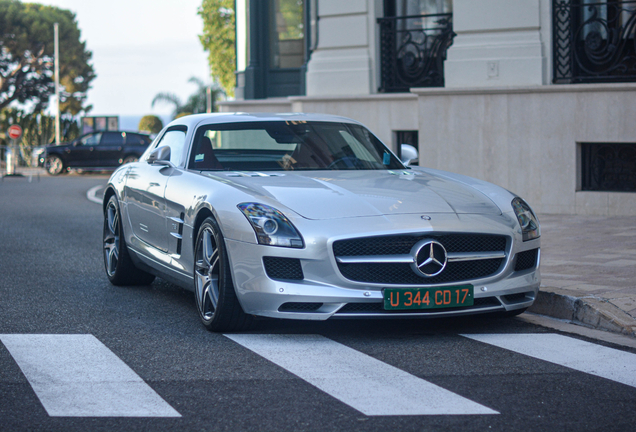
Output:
[188, 121, 405, 171]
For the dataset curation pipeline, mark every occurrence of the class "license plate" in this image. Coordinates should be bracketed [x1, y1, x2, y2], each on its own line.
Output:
[383, 285, 474, 310]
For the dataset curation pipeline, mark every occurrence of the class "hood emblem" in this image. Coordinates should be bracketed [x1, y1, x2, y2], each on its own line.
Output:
[411, 239, 447, 277]
[421, 215, 432, 220]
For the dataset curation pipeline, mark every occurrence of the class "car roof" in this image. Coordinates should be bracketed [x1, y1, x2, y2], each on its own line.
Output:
[165, 112, 365, 130]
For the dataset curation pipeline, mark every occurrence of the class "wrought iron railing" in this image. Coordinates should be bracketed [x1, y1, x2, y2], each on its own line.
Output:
[378, 13, 455, 92]
[554, 0, 636, 83]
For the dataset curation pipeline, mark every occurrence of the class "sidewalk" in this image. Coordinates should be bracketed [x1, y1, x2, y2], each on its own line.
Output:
[529, 214, 636, 337]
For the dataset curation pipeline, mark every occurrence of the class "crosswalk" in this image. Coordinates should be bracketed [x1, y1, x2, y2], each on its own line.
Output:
[0, 334, 180, 417]
[1, 332, 635, 418]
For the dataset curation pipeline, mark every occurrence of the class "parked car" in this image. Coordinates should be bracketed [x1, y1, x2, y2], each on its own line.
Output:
[44, 131, 152, 175]
[103, 113, 541, 332]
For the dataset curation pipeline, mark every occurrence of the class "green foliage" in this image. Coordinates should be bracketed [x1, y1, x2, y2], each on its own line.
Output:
[138, 115, 163, 135]
[151, 76, 224, 119]
[199, 0, 235, 97]
[0, 0, 95, 115]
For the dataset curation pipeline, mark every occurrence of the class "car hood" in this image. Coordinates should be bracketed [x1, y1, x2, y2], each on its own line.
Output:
[212, 170, 501, 220]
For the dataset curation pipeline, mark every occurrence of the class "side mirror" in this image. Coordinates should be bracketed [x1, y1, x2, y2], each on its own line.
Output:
[400, 144, 419, 166]
[147, 146, 175, 167]
[73, 140, 81, 147]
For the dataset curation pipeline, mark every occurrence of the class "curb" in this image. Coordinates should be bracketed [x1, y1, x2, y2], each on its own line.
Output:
[529, 289, 636, 338]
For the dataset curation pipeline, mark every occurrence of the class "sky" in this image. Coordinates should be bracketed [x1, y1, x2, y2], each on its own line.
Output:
[35, 0, 212, 119]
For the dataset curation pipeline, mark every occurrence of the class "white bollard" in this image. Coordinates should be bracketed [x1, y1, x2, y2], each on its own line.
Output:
[6, 145, 14, 175]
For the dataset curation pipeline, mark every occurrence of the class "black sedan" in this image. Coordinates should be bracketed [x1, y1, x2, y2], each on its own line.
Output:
[44, 131, 151, 175]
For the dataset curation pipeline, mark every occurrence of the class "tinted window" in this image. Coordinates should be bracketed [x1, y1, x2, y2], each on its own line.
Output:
[189, 121, 404, 171]
[126, 133, 149, 145]
[101, 132, 124, 145]
[156, 129, 186, 165]
[80, 133, 102, 146]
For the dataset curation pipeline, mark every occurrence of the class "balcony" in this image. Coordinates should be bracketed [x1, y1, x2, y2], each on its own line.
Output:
[377, 13, 455, 92]
[554, 0, 636, 83]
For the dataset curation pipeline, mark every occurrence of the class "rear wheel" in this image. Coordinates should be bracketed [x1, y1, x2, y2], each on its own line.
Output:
[194, 217, 252, 332]
[103, 195, 155, 285]
[45, 155, 65, 175]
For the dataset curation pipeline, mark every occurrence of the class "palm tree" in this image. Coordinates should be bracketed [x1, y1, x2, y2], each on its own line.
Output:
[151, 77, 224, 119]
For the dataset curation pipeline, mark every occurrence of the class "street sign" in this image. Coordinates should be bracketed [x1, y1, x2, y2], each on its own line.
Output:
[8, 125, 22, 140]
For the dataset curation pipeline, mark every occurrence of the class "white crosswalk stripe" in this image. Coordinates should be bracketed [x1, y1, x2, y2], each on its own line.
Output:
[462, 333, 636, 388]
[3, 332, 634, 419]
[0, 334, 180, 417]
[225, 333, 499, 416]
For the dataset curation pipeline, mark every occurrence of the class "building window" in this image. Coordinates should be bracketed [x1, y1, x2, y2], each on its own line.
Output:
[270, 0, 305, 69]
[378, 0, 455, 92]
[580, 142, 636, 192]
[553, 0, 636, 83]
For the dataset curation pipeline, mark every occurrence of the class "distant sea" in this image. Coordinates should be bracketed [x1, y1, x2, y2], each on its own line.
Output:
[119, 115, 173, 132]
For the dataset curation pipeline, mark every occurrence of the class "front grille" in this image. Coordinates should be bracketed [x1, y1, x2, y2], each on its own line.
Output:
[263, 257, 304, 281]
[334, 234, 506, 256]
[278, 302, 323, 312]
[514, 249, 538, 272]
[336, 297, 501, 314]
[333, 233, 508, 285]
[338, 260, 503, 285]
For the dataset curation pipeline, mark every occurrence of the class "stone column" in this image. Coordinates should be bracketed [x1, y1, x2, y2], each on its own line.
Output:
[305, 0, 377, 96]
[444, 0, 547, 87]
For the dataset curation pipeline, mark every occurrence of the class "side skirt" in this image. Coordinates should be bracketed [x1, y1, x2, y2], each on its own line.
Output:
[128, 246, 194, 291]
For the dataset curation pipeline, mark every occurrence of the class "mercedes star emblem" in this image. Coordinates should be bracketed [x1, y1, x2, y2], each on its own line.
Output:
[410, 239, 447, 277]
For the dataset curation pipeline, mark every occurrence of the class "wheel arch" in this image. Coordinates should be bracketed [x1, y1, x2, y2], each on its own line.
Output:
[192, 207, 215, 253]
[102, 186, 118, 214]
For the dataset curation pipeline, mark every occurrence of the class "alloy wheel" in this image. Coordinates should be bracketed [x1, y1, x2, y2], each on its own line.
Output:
[195, 225, 221, 321]
[46, 156, 64, 175]
[103, 201, 120, 277]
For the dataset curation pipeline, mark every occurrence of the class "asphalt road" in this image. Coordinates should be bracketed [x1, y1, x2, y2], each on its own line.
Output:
[1, 175, 635, 432]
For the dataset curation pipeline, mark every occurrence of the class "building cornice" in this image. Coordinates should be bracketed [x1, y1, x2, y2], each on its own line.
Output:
[410, 83, 636, 96]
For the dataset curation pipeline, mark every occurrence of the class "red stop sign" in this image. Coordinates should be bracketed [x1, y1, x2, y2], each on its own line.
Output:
[8, 124, 22, 140]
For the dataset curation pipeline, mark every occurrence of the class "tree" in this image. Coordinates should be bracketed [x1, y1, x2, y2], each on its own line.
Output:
[199, 0, 235, 97]
[151, 76, 223, 119]
[138, 115, 163, 135]
[0, 0, 95, 115]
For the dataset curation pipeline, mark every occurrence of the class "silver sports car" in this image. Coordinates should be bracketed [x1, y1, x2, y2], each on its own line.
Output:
[103, 113, 540, 332]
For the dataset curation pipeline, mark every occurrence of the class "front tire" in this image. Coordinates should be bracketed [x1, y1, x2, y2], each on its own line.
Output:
[45, 155, 65, 175]
[194, 217, 252, 332]
[103, 195, 155, 286]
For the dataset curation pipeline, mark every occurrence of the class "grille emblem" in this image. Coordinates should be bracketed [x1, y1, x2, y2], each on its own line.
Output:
[411, 239, 447, 277]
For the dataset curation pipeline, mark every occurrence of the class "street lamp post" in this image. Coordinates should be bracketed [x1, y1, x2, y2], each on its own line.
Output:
[54, 22, 60, 145]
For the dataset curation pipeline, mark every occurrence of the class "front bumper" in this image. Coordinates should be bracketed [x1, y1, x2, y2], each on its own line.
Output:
[225, 213, 541, 320]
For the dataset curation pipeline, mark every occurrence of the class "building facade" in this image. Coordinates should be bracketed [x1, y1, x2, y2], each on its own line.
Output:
[221, 0, 636, 216]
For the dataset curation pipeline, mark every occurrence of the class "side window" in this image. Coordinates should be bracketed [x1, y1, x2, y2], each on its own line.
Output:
[155, 129, 186, 165]
[101, 132, 124, 146]
[126, 133, 149, 145]
[80, 133, 102, 146]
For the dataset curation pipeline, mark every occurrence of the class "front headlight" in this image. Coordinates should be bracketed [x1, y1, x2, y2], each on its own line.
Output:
[238, 203, 304, 248]
[512, 197, 540, 241]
